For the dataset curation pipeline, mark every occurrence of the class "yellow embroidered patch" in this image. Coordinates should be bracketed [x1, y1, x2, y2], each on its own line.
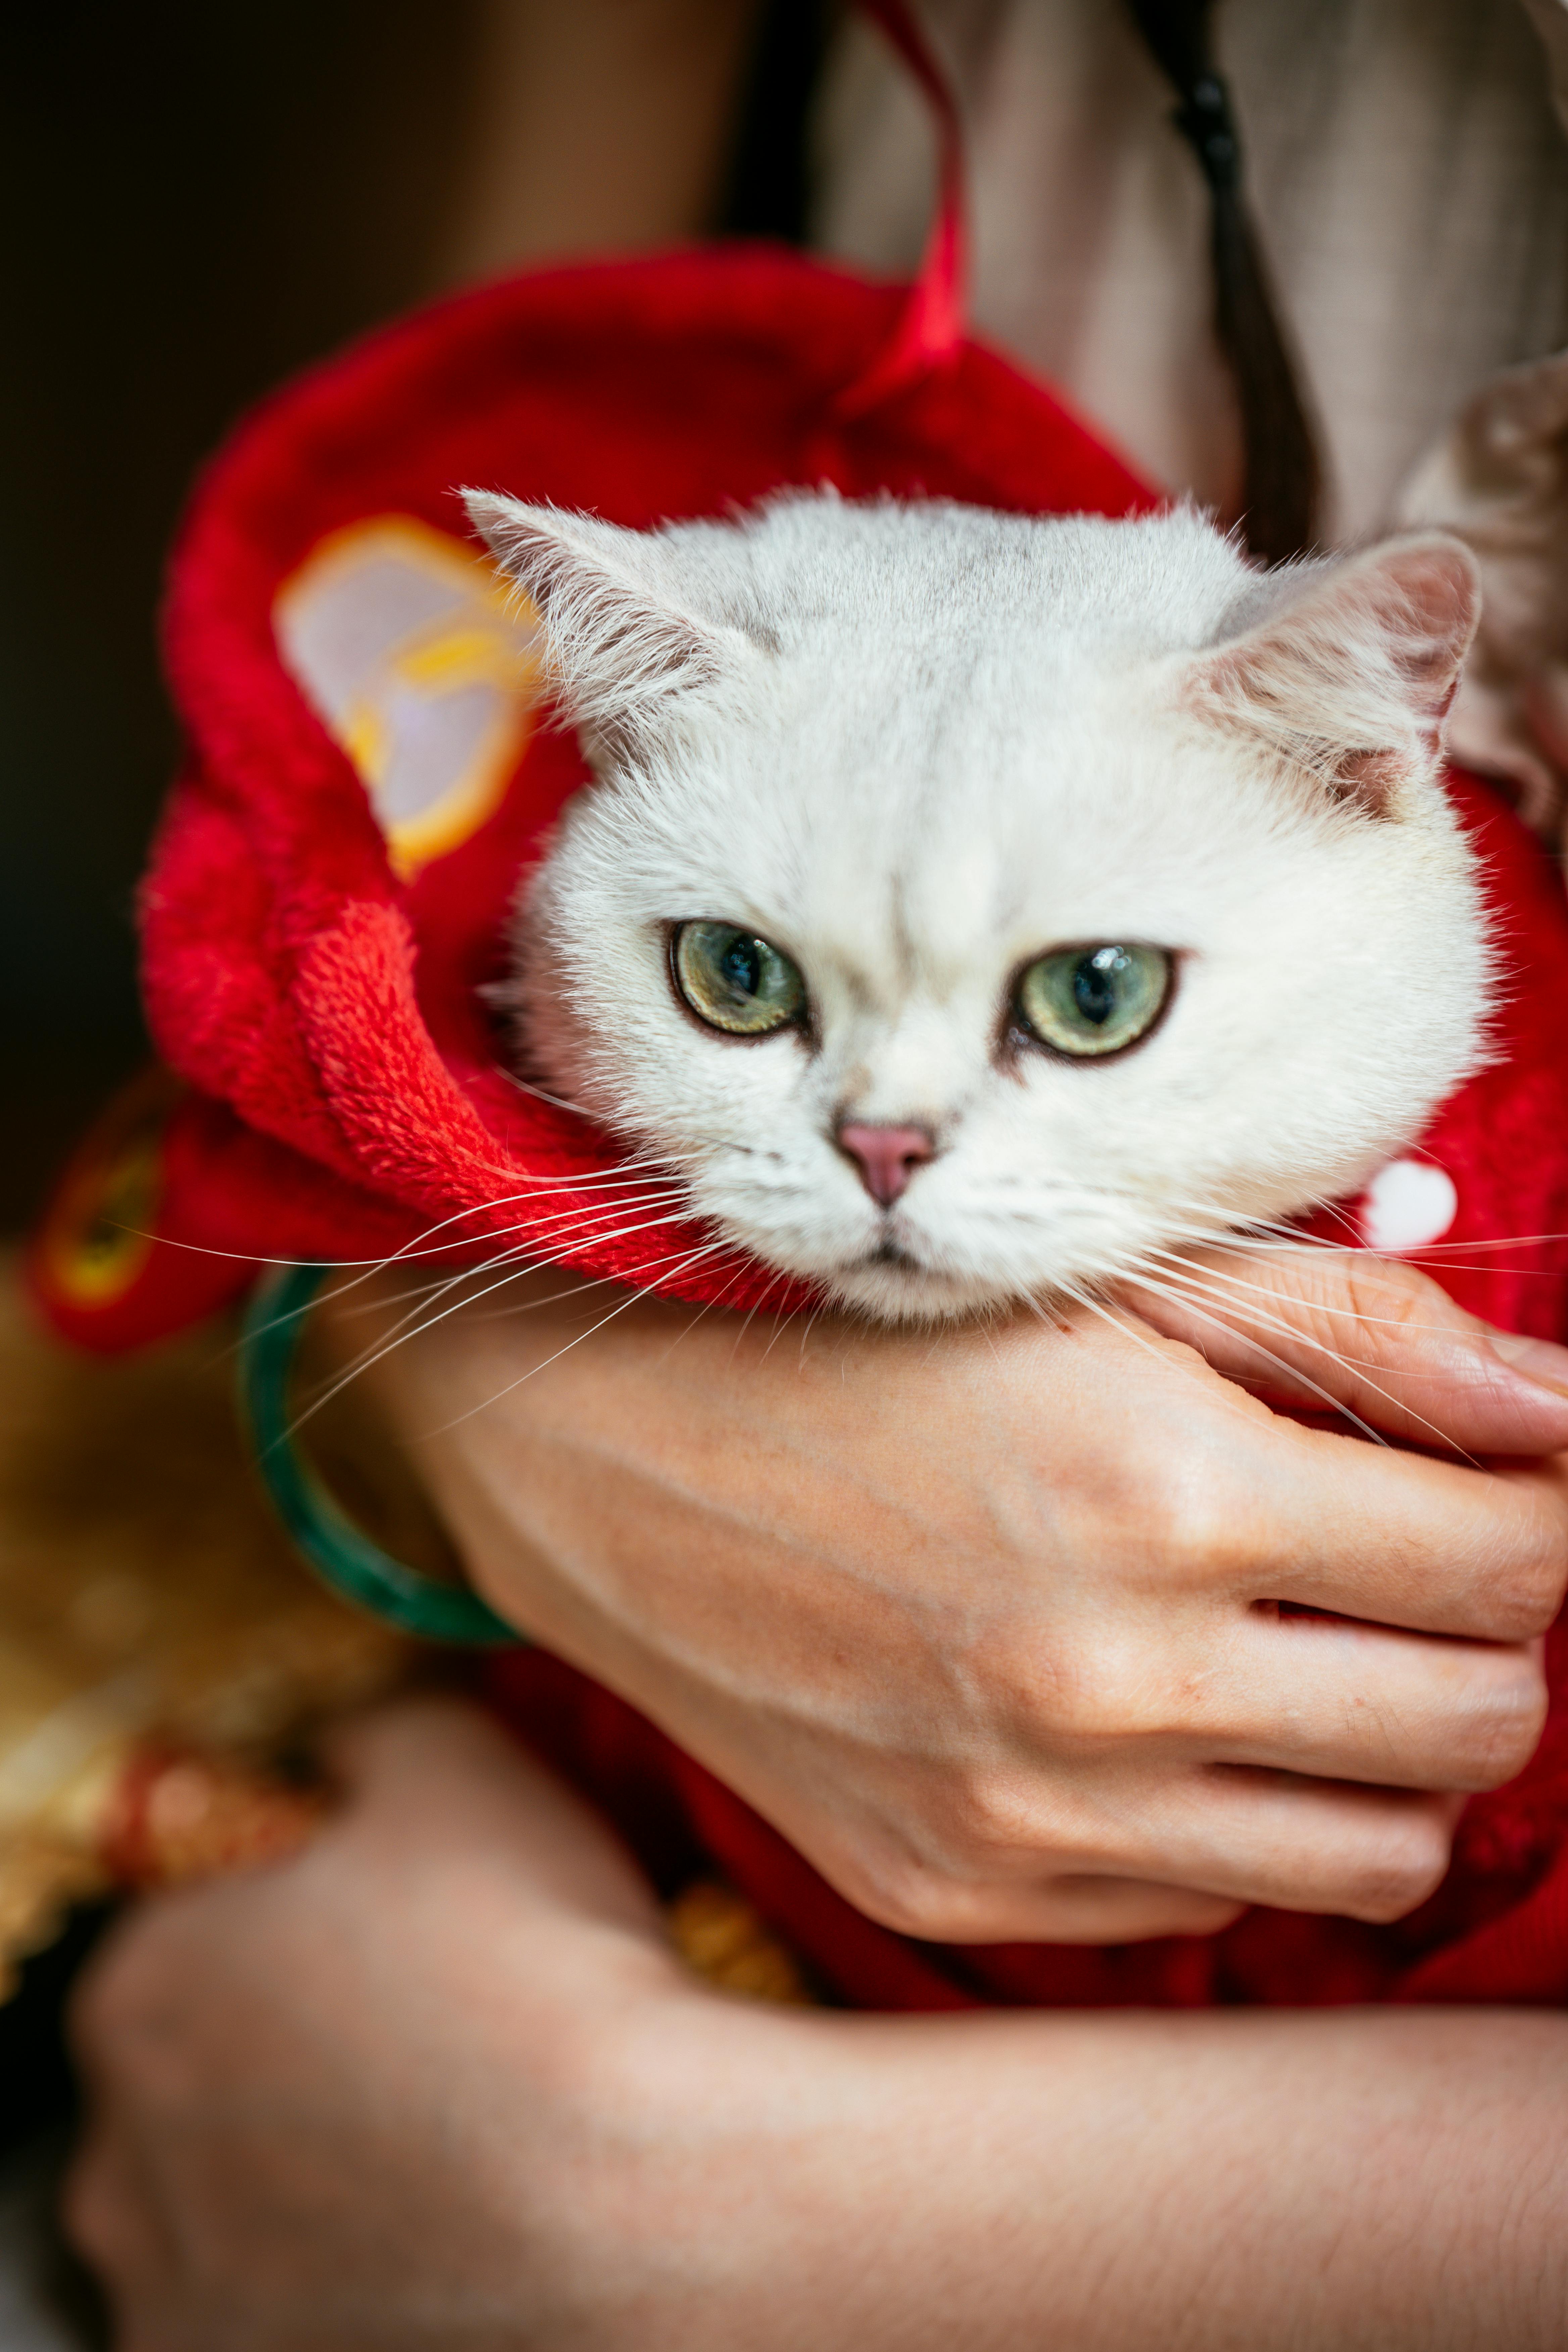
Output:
[36, 1071, 178, 1310]
[275, 516, 544, 878]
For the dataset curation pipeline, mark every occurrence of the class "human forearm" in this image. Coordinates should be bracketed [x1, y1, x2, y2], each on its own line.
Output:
[69, 1705, 1568, 2351]
[628, 1997, 1568, 2352]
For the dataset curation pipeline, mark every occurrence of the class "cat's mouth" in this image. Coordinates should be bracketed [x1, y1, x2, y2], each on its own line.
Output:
[827, 1231, 1010, 1323]
[865, 1235, 922, 1270]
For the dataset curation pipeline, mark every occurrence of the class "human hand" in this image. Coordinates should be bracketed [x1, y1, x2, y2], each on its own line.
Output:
[67, 1697, 1568, 2352]
[316, 1246, 1568, 1946]
[65, 1699, 711, 2352]
[1394, 345, 1568, 830]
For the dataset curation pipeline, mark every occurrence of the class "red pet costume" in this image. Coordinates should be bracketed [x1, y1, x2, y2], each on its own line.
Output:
[30, 3, 1568, 2010]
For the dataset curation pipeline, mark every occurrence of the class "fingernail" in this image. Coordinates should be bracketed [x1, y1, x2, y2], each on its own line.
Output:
[1488, 1330, 1568, 1397]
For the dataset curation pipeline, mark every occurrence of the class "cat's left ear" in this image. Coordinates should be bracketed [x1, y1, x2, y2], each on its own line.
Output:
[463, 492, 753, 758]
[1191, 533, 1481, 815]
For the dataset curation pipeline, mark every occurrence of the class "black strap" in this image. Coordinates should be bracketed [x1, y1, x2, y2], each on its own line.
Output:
[1124, 0, 1321, 563]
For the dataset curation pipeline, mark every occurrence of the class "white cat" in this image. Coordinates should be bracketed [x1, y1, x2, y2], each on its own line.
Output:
[465, 489, 1487, 1325]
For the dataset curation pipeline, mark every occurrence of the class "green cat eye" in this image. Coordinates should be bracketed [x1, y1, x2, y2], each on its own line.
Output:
[1017, 943, 1172, 1059]
[672, 921, 806, 1036]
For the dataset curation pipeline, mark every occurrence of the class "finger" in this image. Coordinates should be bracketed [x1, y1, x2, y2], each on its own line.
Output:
[1206, 1613, 1548, 1793]
[855, 1769, 1456, 1946]
[817, 1840, 1249, 1948]
[971, 1877, 1249, 1945]
[1093, 1770, 1459, 1926]
[1125, 1246, 1568, 1456]
[1249, 1434, 1568, 1640]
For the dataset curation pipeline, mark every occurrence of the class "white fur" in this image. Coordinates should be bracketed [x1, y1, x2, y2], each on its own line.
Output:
[466, 490, 1489, 1323]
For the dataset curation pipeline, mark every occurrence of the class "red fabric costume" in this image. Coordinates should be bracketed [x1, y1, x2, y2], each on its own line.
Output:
[29, 3, 1568, 2011]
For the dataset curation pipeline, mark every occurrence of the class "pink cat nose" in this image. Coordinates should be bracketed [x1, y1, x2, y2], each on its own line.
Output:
[835, 1122, 936, 1208]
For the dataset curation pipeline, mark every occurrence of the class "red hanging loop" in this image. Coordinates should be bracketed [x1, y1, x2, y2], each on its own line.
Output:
[836, 0, 969, 418]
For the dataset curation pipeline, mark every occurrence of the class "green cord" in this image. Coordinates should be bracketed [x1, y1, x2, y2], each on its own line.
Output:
[238, 1263, 523, 1647]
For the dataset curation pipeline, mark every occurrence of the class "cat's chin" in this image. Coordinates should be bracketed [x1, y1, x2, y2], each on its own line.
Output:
[817, 1254, 1029, 1327]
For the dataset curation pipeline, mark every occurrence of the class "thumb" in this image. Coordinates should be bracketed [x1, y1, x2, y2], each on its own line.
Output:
[1123, 1247, 1568, 1455]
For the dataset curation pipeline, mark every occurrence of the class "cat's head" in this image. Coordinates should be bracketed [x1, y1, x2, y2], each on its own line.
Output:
[468, 490, 1488, 1322]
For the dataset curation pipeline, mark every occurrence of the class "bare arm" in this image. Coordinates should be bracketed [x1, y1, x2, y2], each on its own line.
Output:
[68, 1702, 1568, 2352]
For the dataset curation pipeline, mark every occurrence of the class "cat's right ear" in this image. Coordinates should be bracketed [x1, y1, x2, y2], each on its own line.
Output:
[463, 492, 749, 758]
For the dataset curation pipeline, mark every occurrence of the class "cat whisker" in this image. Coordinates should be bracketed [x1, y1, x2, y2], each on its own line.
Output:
[307, 1188, 691, 1357]
[461, 1270, 658, 1323]
[1405, 1232, 1568, 1255]
[500, 1069, 789, 1172]
[756, 1271, 820, 1364]
[1033, 1278, 1229, 1399]
[289, 1206, 708, 1440]
[1135, 1252, 1404, 1364]
[498, 1069, 602, 1120]
[1390, 1260, 1568, 1279]
[1145, 1235, 1568, 1354]
[376, 1197, 703, 1323]
[162, 1171, 696, 1331]
[794, 1301, 830, 1369]
[292, 1248, 554, 1429]
[1136, 1244, 1470, 1340]
[1108, 1261, 1393, 1447]
[318, 1190, 693, 1323]
[1126, 1250, 1486, 1459]
[419, 1239, 735, 1437]
[728, 1265, 800, 1364]
[651, 1251, 778, 1369]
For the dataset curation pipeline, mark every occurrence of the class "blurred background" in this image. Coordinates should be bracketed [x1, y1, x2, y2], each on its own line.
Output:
[0, 7, 831, 2301]
[0, 0, 829, 1235]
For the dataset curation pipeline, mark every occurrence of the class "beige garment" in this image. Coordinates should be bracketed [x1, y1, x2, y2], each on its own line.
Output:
[816, 0, 1568, 825]
[816, 0, 1568, 542]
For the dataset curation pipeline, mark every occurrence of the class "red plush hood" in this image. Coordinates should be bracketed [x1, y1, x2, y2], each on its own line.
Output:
[30, 233, 1167, 1349]
[28, 0, 1568, 1364]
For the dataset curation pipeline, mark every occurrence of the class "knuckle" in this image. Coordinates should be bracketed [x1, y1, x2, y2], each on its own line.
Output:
[838, 1854, 970, 1940]
[936, 1764, 1033, 1855]
[1312, 1253, 1441, 1357]
[1340, 1811, 1453, 1923]
[1349, 1254, 1439, 1326]
[836, 1771, 1135, 1941]
[1035, 1639, 1156, 1748]
[831, 1779, 1049, 1939]
[1452, 1665, 1550, 1788]
[1249, 1250, 1457, 1394]
[1035, 1650, 1126, 1747]
[1039, 1631, 1224, 1753]
[1472, 1565, 1560, 1648]
[1491, 1525, 1568, 1640]
[1157, 1461, 1250, 1585]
